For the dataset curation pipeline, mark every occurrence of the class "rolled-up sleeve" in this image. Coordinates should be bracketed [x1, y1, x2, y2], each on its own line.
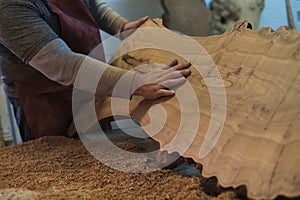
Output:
[29, 39, 136, 99]
[0, 2, 59, 64]
[0, 0, 135, 99]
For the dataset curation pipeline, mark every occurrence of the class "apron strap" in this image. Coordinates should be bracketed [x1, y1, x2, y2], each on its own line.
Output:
[46, 0, 102, 55]
[15, 0, 105, 139]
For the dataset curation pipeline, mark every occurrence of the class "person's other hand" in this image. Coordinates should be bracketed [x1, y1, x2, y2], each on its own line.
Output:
[132, 59, 192, 99]
[122, 16, 149, 32]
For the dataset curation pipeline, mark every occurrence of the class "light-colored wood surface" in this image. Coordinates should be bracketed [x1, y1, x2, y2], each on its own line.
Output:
[97, 19, 300, 199]
[68, 19, 300, 199]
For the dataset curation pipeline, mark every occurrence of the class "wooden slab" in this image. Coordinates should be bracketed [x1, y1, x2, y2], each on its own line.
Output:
[68, 18, 300, 199]
[94, 19, 300, 199]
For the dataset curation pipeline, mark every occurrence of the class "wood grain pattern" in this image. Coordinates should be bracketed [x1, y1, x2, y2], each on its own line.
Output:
[70, 19, 300, 199]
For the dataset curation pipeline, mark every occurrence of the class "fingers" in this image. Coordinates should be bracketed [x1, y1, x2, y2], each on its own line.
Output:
[155, 89, 175, 98]
[180, 68, 192, 77]
[166, 59, 178, 67]
[131, 17, 148, 29]
[156, 69, 189, 82]
[137, 16, 149, 26]
[173, 62, 191, 71]
[122, 16, 148, 32]
[155, 60, 191, 88]
[162, 61, 191, 78]
[160, 76, 186, 89]
[132, 84, 175, 99]
[158, 71, 182, 81]
[162, 60, 191, 77]
[133, 60, 192, 99]
[170, 62, 191, 77]
[164, 59, 191, 70]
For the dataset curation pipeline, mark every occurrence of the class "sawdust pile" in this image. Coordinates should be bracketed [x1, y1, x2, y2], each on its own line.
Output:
[0, 136, 249, 199]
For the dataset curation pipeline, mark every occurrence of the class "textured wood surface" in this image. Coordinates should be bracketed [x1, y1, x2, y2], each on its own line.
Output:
[70, 19, 300, 199]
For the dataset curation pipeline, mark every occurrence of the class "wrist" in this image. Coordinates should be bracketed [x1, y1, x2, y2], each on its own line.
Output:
[131, 72, 143, 96]
[120, 22, 128, 32]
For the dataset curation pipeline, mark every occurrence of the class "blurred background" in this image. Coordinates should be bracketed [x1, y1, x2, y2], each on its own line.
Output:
[1, 0, 299, 146]
[103, 0, 300, 35]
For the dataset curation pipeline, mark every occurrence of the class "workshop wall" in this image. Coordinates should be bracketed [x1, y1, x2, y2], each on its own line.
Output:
[104, 0, 163, 21]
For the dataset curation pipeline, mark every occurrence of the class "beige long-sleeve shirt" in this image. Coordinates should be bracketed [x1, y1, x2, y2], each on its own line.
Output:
[0, 0, 134, 98]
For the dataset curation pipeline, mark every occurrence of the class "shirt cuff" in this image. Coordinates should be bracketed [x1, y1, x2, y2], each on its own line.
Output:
[96, 66, 136, 100]
[112, 15, 128, 34]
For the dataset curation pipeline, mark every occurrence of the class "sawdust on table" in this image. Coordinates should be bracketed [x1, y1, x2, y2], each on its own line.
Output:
[0, 136, 261, 199]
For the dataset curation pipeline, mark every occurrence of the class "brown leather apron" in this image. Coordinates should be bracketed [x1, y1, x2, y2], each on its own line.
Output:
[15, 0, 102, 139]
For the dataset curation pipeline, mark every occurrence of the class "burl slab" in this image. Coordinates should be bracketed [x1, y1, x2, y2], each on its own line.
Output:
[72, 19, 300, 199]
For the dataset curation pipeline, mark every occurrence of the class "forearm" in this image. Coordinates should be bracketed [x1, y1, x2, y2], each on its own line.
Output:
[89, 0, 128, 35]
[29, 39, 135, 98]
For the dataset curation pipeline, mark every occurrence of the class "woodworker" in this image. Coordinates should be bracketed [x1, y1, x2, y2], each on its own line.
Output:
[0, 0, 191, 142]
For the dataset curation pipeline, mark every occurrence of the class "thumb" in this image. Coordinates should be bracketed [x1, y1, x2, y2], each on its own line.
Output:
[135, 16, 149, 27]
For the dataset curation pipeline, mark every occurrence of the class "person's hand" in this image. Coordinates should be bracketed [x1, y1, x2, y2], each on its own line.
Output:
[122, 16, 149, 32]
[132, 59, 192, 99]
